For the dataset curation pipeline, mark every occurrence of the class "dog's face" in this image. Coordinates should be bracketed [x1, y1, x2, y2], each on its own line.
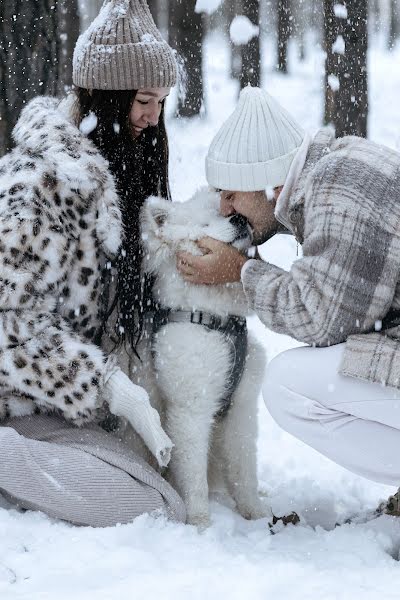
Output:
[140, 187, 252, 274]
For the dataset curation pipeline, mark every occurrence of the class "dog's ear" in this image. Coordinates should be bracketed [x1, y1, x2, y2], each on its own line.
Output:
[145, 196, 170, 228]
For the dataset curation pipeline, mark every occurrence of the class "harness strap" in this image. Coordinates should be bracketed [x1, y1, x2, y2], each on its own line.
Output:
[151, 309, 247, 418]
[153, 309, 242, 331]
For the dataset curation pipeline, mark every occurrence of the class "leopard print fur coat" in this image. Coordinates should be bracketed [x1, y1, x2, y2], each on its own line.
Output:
[0, 95, 123, 424]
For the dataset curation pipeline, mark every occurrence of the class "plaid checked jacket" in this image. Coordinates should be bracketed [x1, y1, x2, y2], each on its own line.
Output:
[242, 129, 400, 388]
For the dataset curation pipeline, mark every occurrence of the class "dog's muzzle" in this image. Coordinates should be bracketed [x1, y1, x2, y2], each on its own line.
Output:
[228, 214, 252, 246]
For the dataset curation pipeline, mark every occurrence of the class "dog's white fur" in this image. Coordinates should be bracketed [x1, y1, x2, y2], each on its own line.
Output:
[137, 187, 267, 528]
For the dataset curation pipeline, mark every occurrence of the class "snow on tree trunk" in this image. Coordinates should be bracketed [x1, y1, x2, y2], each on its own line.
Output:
[277, 0, 292, 73]
[324, 0, 368, 138]
[170, 0, 204, 117]
[239, 0, 261, 88]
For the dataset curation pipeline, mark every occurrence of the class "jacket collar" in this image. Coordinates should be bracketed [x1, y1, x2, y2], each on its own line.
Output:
[275, 133, 311, 233]
[275, 128, 336, 242]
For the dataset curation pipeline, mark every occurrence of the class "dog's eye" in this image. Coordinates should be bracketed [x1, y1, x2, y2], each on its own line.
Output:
[154, 213, 167, 227]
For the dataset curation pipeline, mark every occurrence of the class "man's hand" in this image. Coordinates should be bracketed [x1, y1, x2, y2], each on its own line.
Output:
[176, 237, 248, 285]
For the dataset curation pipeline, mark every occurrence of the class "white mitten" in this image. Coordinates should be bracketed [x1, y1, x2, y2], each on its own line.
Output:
[103, 367, 172, 468]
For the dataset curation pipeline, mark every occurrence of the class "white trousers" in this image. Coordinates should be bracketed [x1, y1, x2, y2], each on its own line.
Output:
[264, 344, 400, 486]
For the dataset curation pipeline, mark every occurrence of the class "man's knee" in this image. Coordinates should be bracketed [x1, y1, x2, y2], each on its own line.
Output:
[263, 347, 316, 431]
[263, 350, 295, 427]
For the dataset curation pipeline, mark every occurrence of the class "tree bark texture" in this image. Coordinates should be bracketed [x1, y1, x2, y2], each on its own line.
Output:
[57, 0, 80, 95]
[148, 0, 168, 38]
[277, 0, 291, 73]
[147, 0, 159, 27]
[78, 0, 102, 32]
[239, 0, 260, 88]
[230, 0, 242, 81]
[324, 0, 368, 138]
[169, 0, 204, 117]
[0, 0, 61, 156]
[388, 0, 399, 50]
[368, 0, 380, 34]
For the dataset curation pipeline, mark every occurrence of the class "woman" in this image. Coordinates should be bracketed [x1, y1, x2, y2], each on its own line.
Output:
[0, 0, 186, 526]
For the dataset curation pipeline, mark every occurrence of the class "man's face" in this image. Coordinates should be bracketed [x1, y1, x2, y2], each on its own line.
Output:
[219, 188, 282, 245]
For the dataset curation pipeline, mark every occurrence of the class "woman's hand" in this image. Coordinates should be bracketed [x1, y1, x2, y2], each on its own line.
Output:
[104, 367, 173, 467]
[177, 237, 248, 285]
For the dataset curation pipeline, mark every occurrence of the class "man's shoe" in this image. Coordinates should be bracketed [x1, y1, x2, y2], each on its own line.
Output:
[336, 489, 399, 527]
[384, 488, 400, 517]
[268, 511, 300, 535]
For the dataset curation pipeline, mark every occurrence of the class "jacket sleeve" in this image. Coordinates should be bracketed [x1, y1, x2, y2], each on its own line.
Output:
[242, 172, 397, 347]
[0, 213, 110, 424]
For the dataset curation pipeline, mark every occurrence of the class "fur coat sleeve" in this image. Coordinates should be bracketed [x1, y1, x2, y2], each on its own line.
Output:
[0, 217, 107, 423]
[0, 95, 123, 424]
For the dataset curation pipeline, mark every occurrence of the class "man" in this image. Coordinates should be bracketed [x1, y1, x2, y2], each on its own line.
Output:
[177, 86, 400, 534]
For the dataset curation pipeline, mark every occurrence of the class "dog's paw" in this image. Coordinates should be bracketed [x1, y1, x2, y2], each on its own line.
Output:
[236, 498, 270, 521]
[187, 511, 211, 531]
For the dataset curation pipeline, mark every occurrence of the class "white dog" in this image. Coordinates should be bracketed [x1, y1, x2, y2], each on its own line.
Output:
[138, 187, 267, 528]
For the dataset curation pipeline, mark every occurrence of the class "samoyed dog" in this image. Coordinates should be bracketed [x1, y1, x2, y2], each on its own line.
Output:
[138, 187, 267, 528]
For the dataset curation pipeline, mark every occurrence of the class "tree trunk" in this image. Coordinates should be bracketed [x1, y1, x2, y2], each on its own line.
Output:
[230, 0, 242, 80]
[0, 0, 61, 156]
[324, 0, 368, 138]
[240, 0, 261, 88]
[58, 0, 80, 95]
[147, 0, 160, 27]
[169, 0, 204, 117]
[388, 0, 399, 50]
[324, 0, 336, 126]
[77, 0, 102, 33]
[369, 0, 380, 34]
[156, 0, 169, 38]
[292, 0, 306, 61]
[277, 0, 291, 73]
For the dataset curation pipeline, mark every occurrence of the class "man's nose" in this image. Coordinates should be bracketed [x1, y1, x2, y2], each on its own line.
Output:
[220, 196, 235, 217]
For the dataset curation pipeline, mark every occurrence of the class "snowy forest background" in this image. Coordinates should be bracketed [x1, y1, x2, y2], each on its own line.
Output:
[2, 1, 400, 599]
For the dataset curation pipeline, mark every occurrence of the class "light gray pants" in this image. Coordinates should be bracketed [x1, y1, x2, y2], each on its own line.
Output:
[0, 415, 186, 527]
[264, 343, 400, 486]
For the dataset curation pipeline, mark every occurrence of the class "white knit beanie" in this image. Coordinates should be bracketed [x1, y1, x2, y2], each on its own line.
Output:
[206, 86, 305, 191]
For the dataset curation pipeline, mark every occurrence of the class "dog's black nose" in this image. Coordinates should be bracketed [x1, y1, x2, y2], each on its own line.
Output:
[228, 213, 250, 240]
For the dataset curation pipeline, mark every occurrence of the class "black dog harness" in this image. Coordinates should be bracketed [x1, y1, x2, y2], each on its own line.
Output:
[152, 309, 248, 418]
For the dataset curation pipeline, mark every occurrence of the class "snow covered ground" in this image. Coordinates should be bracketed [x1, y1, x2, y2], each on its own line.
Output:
[2, 31, 400, 599]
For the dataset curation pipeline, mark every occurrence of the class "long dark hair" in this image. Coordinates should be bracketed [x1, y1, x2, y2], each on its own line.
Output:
[74, 87, 170, 350]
